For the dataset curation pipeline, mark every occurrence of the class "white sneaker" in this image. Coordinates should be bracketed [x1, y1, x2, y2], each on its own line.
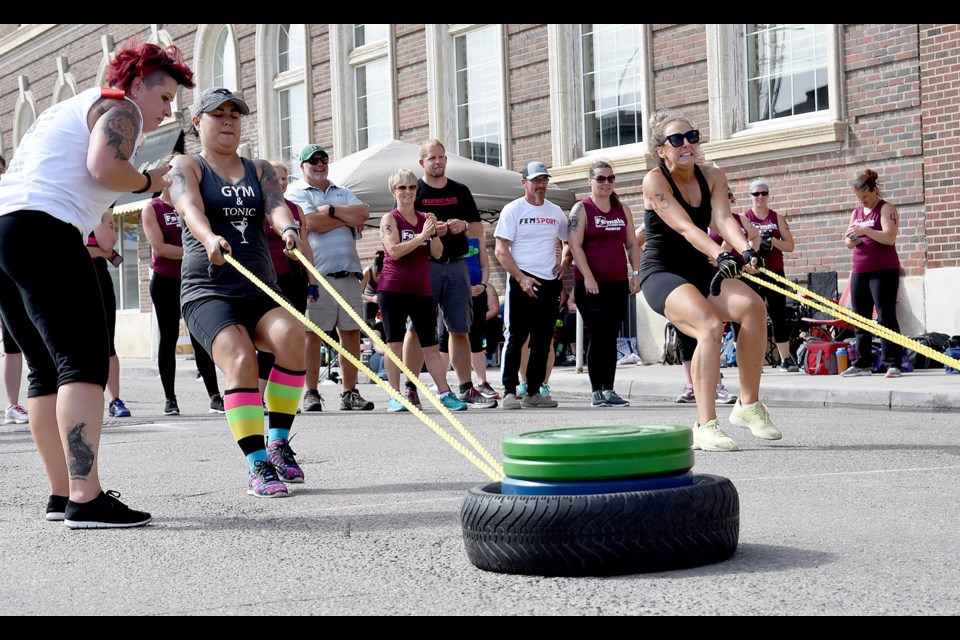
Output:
[4, 404, 28, 424]
[728, 399, 782, 440]
[692, 418, 739, 452]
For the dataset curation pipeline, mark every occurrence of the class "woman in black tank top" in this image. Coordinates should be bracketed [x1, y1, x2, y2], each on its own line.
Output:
[641, 110, 780, 452]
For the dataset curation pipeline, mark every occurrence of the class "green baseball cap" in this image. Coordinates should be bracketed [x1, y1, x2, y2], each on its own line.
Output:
[299, 144, 328, 164]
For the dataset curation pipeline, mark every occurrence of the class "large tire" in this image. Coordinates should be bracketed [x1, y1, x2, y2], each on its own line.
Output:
[460, 474, 739, 576]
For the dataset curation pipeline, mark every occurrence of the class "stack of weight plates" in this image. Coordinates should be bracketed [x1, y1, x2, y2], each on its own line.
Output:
[461, 425, 739, 576]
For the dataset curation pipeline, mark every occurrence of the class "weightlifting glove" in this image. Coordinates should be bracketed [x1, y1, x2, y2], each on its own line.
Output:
[308, 283, 320, 302]
[742, 247, 764, 270]
[710, 251, 743, 296]
[759, 230, 774, 253]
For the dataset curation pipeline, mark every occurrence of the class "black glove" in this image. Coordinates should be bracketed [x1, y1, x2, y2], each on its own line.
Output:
[742, 247, 764, 270]
[759, 230, 774, 253]
[710, 251, 743, 296]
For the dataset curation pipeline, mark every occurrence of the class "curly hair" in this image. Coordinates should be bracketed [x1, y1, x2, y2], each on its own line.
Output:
[107, 40, 195, 93]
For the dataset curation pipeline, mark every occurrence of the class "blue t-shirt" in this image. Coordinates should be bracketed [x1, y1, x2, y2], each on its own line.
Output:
[465, 237, 482, 286]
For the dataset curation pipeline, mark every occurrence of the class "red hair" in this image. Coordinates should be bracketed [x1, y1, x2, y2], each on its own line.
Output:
[107, 40, 195, 93]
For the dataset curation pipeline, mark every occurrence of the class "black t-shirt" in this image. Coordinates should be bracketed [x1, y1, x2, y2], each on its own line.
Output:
[416, 177, 480, 261]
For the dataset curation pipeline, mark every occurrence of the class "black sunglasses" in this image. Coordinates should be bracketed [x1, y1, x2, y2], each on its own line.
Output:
[751, 191, 769, 197]
[305, 155, 329, 165]
[592, 175, 616, 184]
[663, 130, 701, 148]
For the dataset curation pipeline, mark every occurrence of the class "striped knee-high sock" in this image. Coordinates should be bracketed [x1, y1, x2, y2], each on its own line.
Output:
[265, 365, 306, 445]
[224, 388, 268, 471]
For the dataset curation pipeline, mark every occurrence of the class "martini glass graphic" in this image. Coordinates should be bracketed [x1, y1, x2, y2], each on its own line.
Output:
[230, 218, 250, 244]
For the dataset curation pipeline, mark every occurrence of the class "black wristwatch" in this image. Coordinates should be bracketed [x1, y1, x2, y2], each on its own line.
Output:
[327, 205, 336, 217]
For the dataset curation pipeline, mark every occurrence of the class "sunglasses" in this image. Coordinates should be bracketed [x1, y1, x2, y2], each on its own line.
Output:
[592, 175, 616, 184]
[662, 130, 701, 148]
[305, 156, 329, 165]
[751, 191, 769, 197]
[394, 184, 417, 191]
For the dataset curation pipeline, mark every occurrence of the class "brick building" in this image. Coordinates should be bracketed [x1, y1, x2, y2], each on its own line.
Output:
[1, 24, 957, 361]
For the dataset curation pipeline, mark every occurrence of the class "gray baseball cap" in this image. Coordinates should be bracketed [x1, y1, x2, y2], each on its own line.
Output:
[192, 87, 250, 117]
[521, 161, 551, 180]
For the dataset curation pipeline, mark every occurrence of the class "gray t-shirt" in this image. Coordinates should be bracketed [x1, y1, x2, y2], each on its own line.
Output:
[285, 178, 366, 275]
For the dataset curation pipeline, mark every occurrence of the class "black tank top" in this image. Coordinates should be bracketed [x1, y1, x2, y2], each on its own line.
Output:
[180, 155, 279, 305]
[639, 163, 713, 284]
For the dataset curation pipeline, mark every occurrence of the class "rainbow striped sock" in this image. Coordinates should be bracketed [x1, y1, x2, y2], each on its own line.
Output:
[224, 388, 268, 471]
[265, 365, 305, 445]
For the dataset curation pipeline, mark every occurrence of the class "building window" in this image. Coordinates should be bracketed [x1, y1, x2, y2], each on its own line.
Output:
[454, 25, 504, 168]
[355, 57, 392, 150]
[746, 24, 829, 123]
[256, 24, 311, 171]
[580, 24, 643, 152]
[114, 211, 140, 310]
[279, 83, 308, 168]
[354, 24, 388, 48]
[278, 23, 305, 73]
[213, 26, 238, 90]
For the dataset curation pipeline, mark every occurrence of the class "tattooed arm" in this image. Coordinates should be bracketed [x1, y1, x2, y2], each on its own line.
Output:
[86, 97, 171, 193]
[565, 201, 597, 293]
[169, 156, 229, 265]
[380, 213, 438, 260]
[642, 166, 725, 262]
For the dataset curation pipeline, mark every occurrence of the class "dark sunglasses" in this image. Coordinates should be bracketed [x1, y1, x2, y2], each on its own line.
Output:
[663, 130, 701, 148]
[751, 191, 769, 197]
[305, 155, 329, 165]
[592, 175, 616, 184]
[394, 184, 417, 191]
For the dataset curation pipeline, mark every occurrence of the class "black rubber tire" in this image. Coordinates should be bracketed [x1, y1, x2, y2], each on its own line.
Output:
[460, 474, 739, 576]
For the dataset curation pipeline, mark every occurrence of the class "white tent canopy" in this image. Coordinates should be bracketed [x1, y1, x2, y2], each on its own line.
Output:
[324, 139, 578, 219]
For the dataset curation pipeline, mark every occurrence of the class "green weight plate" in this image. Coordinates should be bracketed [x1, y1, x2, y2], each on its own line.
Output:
[503, 448, 695, 481]
[502, 425, 692, 460]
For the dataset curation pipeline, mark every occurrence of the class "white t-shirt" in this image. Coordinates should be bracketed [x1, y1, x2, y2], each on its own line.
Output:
[0, 87, 143, 238]
[494, 197, 568, 280]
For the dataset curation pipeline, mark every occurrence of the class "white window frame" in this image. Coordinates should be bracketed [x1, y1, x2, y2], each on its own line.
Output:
[12, 76, 37, 148]
[256, 24, 312, 169]
[194, 25, 240, 98]
[704, 23, 847, 163]
[52, 56, 78, 104]
[546, 24, 653, 184]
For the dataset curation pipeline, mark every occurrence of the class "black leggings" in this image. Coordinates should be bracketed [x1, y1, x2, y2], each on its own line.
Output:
[501, 273, 562, 394]
[151, 273, 220, 399]
[574, 279, 628, 392]
[850, 269, 901, 369]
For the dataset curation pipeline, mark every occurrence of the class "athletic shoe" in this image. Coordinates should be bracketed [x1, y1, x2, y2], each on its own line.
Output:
[540, 384, 553, 399]
[517, 382, 528, 397]
[728, 399, 782, 440]
[246, 460, 288, 498]
[267, 438, 304, 484]
[842, 365, 872, 377]
[4, 403, 28, 424]
[209, 395, 225, 414]
[501, 393, 521, 410]
[675, 384, 696, 404]
[692, 419, 739, 452]
[163, 397, 180, 416]
[885, 367, 902, 378]
[715, 384, 738, 404]
[458, 386, 497, 409]
[591, 390, 608, 407]
[340, 389, 374, 411]
[387, 397, 408, 413]
[603, 390, 630, 407]
[63, 490, 152, 528]
[107, 398, 131, 418]
[404, 388, 422, 411]
[521, 392, 558, 409]
[440, 393, 468, 411]
[476, 382, 500, 399]
[780, 356, 800, 373]
[302, 389, 324, 412]
[46, 495, 68, 522]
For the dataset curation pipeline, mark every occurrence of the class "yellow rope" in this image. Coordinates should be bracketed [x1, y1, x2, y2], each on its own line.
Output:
[222, 251, 505, 481]
[742, 268, 960, 371]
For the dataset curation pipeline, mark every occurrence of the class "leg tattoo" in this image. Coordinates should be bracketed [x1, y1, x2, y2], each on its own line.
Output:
[67, 423, 94, 480]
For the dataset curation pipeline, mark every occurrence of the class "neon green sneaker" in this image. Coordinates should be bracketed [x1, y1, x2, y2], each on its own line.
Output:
[692, 418, 739, 452]
[728, 399, 782, 440]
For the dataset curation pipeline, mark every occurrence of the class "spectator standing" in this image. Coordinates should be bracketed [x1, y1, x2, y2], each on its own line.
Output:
[286, 144, 375, 412]
[0, 40, 194, 527]
[494, 161, 569, 409]
[566, 159, 642, 407]
[403, 140, 495, 409]
[143, 183, 225, 416]
[0, 151, 28, 426]
[841, 168, 903, 378]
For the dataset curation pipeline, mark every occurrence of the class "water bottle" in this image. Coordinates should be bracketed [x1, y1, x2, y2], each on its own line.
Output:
[836, 347, 848, 374]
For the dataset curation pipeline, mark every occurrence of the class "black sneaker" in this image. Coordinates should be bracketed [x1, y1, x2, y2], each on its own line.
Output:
[209, 395, 225, 414]
[302, 389, 324, 412]
[45, 494, 68, 522]
[780, 356, 800, 373]
[340, 389, 374, 411]
[163, 397, 180, 416]
[63, 490, 152, 529]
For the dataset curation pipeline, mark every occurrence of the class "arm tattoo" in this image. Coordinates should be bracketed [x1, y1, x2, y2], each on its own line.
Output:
[653, 191, 673, 212]
[258, 161, 285, 215]
[169, 163, 187, 208]
[568, 206, 581, 233]
[380, 223, 393, 239]
[67, 423, 95, 480]
[96, 102, 139, 161]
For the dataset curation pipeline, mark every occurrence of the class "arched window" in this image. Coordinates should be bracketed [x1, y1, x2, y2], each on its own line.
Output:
[12, 76, 37, 148]
[256, 24, 311, 173]
[213, 26, 239, 90]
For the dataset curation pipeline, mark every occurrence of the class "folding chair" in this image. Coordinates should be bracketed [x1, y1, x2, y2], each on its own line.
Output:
[799, 271, 855, 342]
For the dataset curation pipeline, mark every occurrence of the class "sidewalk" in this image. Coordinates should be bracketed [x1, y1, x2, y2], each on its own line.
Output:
[120, 355, 960, 411]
